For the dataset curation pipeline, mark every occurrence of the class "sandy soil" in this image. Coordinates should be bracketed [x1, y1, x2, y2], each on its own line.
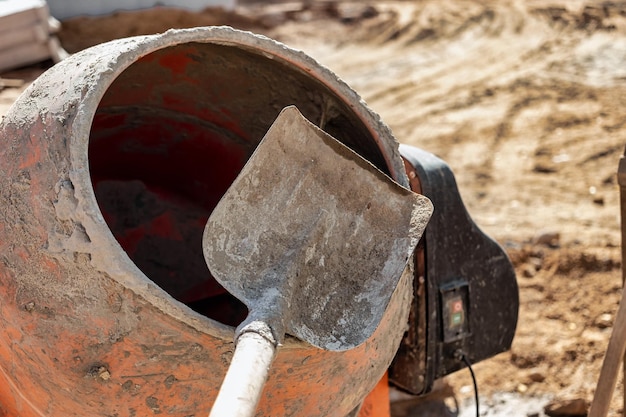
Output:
[2, 0, 626, 415]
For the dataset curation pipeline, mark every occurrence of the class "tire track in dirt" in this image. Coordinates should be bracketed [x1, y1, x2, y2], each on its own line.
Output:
[5, 2, 626, 414]
[279, 1, 626, 248]
[270, 2, 626, 415]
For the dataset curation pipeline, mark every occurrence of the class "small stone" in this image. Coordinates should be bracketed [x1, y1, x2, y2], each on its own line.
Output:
[533, 230, 560, 247]
[528, 256, 544, 269]
[87, 364, 111, 381]
[533, 163, 558, 174]
[528, 371, 546, 383]
[521, 263, 537, 278]
[459, 385, 472, 394]
[517, 383, 528, 393]
[98, 367, 111, 380]
[595, 313, 613, 329]
[592, 195, 605, 205]
[544, 398, 589, 416]
[581, 328, 605, 344]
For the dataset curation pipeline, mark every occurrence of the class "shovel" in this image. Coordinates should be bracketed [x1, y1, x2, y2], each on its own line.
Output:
[203, 106, 433, 417]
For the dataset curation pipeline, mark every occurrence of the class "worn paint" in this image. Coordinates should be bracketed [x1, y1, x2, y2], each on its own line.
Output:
[0, 27, 418, 416]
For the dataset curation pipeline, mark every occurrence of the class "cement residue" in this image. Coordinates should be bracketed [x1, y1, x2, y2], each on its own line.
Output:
[393, 389, 553, 417]
[2, 0, 626, 415]
[458, 393, 553, 417]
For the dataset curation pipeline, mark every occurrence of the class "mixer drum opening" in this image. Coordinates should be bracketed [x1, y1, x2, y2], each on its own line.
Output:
[87, 41, 391, 327]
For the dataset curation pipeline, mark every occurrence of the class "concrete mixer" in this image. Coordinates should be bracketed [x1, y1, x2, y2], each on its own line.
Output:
[0, 27, 518, 416]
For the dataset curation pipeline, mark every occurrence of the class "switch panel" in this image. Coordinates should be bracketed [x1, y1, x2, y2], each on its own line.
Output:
[440, 282, 470, 343]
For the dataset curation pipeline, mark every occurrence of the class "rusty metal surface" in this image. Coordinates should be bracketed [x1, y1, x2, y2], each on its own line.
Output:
[0, 27, 414, 416]
[389, 158, 429, 394]
[204, 106, 432, 350]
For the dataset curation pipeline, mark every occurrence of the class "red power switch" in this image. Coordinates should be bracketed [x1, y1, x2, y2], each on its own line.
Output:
[449, 298, 464, 327]
[440, 282, 470, 342]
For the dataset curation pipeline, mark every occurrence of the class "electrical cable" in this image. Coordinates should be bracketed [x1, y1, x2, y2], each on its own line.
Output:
[457, 350, 479, 417]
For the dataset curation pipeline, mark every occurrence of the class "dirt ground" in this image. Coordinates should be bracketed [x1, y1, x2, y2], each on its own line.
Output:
[3, 0, 626, 415]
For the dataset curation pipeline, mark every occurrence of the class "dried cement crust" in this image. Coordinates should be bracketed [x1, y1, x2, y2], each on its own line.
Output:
[0, 27, 413, 416]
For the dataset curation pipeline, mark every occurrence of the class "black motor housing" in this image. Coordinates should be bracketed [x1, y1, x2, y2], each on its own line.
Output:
[390, 145, 519, 395]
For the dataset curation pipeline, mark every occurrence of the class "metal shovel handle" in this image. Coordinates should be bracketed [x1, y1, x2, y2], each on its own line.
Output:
[209, 321, 278, 417]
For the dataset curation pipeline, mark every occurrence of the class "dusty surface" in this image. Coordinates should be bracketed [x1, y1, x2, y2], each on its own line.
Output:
[2, 0, 626, 415]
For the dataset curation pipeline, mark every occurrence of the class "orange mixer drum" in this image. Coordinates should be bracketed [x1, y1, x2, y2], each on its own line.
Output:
[0, 27, 413, 416]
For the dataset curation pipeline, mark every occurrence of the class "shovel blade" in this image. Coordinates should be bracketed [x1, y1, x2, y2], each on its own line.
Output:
[203, 106, 432, 351]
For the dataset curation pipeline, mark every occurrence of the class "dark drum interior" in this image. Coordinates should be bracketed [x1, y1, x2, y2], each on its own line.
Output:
[88, 42, 389, 326]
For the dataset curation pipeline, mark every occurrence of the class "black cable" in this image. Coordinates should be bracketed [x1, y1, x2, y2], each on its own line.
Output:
[457, 351, 479, 417]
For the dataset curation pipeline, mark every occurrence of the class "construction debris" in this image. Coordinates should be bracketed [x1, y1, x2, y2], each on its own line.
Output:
[544, 398, 589, 417]
[0, 0, 67, 73]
